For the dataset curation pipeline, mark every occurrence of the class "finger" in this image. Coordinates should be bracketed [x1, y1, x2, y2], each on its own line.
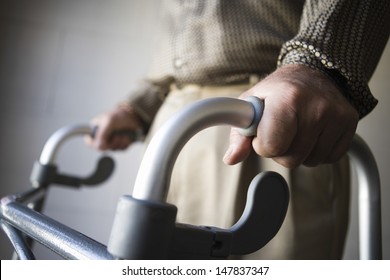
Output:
[110, 134, 132, 150]
[223, 128, 253, 165]
[109, 137, 121, 150]
[272, 130, 318, 168]
[252, 99, 298, 159]
[273, 120, 320, 168]
[84, 123, 99, 148]
[90, 118, 113, 151]
[268, 106, 328, 168]
[302, 124, 342, 167]
[304, 110, 357, 166]
[84, 134, 94, 147]
[302, 135, 337, 167]
[324, 126, 356, 164]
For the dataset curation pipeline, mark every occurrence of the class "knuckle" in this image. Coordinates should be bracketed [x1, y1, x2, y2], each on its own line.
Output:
[96, 142, 108, 151]
[274, 156, 301, 169]
[254, 138, 289, 158]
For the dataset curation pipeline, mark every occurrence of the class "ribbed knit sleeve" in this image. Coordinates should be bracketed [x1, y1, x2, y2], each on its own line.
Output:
[278, 0, 389, 118]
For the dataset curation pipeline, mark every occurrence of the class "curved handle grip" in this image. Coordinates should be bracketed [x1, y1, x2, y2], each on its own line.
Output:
[39, 124, 93, 165]
[31, 124, 114, 188]
[132, 97, 263, 202]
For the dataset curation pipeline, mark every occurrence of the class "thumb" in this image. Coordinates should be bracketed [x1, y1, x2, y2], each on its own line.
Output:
[223, 128, 253, 165]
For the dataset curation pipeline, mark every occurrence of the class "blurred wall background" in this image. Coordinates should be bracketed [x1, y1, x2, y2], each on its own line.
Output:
[0, 0, 388, 260]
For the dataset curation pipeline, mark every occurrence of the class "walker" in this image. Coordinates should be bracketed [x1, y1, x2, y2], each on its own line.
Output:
[0, 97, 382, 259]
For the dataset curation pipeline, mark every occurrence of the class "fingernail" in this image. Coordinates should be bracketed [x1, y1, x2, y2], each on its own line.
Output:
[223, 145, 235, 163]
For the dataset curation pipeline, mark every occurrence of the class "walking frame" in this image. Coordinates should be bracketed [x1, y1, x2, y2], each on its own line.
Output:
[0, 97, 382, 259]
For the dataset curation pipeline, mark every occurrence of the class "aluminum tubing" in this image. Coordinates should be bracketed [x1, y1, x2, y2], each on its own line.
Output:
[39, 125, 92, 165]
[132, 97, 257, 202]
[348, 135, 382, 259]
[0, 199, 113, 260]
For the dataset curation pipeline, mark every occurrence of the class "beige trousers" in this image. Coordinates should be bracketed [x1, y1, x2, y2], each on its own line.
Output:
[146, 83, 350, 259]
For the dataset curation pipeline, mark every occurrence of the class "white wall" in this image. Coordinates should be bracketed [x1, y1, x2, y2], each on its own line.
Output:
[0, 0, 161, 259]
[0, 0, 388, 260]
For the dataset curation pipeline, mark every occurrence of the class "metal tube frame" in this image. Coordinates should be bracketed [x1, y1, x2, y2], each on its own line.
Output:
[132, 97, 257, 202]
[349, 135, 382, 259]
[1, 198, 113, 260]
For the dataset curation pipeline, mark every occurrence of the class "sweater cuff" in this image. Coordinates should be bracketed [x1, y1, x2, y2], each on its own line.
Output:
[278, 41, 378, 119]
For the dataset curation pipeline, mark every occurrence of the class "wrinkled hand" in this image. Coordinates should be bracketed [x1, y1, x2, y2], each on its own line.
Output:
[223, 64, 359, 168]
[85, 103, 143, 151]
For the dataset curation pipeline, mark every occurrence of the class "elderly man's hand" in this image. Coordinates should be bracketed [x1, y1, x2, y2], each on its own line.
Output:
[85, 103, 143, 151]
[223, 64, 359, 168]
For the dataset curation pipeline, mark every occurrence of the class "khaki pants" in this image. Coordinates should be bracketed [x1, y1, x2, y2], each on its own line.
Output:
[146, 83, 350, 259]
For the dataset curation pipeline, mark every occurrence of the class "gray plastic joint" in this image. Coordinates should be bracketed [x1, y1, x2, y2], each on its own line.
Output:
[30, 161, 58, 188]
[238, 96, 264, 137]
[107, 195, 177, 259]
